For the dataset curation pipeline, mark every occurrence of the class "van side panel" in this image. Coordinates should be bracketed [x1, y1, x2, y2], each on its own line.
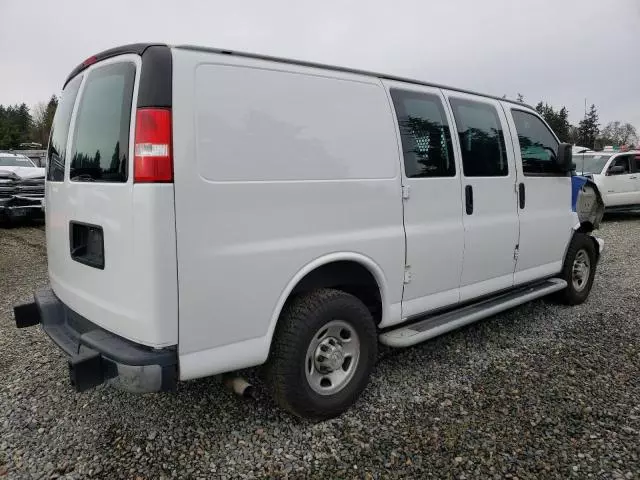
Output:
[171, 49, 405, 377]
[194, 65, 396, 182]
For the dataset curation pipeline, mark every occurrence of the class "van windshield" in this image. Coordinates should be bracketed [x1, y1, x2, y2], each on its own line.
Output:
[69, 62, 136, 182]
[575, 154, 612, 175]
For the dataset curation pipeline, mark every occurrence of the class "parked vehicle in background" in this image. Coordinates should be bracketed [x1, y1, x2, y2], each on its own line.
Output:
[572, 146, 593, 155]
[0, 153, 45, 222]
[14, 43, 605, 420]
[19, 142, 43, 149]
[575, 150, 640, 212]
[17, 150, 47, 167]
[0, 150, 48, 167]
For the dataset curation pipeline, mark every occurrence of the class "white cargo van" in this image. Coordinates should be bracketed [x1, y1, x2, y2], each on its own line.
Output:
[14, 43, 605, 419]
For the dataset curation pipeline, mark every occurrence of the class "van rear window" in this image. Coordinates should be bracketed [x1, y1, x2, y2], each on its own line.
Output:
[69, 62, 136, 182]
[46, 75, 82, 181]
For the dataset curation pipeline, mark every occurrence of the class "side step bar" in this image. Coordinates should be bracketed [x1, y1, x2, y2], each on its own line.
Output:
[379, 278, 567, 348]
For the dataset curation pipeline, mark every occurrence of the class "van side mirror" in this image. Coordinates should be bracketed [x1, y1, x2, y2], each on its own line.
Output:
[607, 165, 625, 175]
[556, 143, 573, 172]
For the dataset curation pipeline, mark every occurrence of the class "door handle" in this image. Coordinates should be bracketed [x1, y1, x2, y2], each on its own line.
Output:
[518, 182, 525, 209]
[630, 176, 638, 179]
[465, 185, 473, 215]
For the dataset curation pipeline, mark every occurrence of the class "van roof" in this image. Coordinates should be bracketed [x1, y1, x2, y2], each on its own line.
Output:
[65, 43, 535, 110]
[177, 44, 534, 109]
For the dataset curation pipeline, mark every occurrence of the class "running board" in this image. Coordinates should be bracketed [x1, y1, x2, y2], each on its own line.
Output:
[379, 278, 567, 348]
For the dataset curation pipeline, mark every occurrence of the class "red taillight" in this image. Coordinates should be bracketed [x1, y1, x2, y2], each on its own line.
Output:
[134, 108, 173, 183]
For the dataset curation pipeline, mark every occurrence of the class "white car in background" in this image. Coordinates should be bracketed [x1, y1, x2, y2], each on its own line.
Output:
[575, 150, 640, 211]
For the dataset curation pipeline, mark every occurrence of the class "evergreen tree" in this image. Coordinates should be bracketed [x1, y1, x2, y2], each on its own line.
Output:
[110, 142, 121, 172]
[0, 105, 8, 148]
[0, 103, 34, 148]
[555, 107, 570, 142]
[578, 104, 599, 149]
[16, 103, 33, 145]
[534, 102, 571, 142]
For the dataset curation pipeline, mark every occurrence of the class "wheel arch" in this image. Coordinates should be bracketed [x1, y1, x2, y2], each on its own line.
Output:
[566, 227, 603, 264]
[265, 252, 389, 350]
[574, 221, 595, 234]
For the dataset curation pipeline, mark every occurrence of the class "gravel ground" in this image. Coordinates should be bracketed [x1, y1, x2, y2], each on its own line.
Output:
[1, 217, 639, 479]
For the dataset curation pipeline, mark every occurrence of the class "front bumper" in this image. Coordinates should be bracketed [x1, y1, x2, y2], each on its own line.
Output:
[13, 288, 177, 393]
[594, 237, 604, 257]
[0, 196, 44, 219]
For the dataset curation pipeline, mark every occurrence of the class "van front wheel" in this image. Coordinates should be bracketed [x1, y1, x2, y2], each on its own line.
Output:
[554, 232, 597, 305]
[266, 288, 377, 420]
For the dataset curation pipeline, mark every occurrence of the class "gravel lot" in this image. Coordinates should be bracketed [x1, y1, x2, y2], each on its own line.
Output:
[1, 217, 639, 479]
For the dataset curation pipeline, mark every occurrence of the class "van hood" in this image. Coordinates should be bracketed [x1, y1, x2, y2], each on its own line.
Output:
[0, 166, 46, 179]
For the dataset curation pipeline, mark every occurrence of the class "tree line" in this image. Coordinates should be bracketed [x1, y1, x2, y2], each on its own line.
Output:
[537, 102, 638, 150]
[510, 93, 638, 150]
[0, 96, 58, 150]
[0, 93, 637, 151]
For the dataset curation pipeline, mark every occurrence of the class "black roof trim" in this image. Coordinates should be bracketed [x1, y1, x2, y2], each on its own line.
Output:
[63, 43, 166, 88]
[137, 46, 172, 108]
[174, 44, 535, 110]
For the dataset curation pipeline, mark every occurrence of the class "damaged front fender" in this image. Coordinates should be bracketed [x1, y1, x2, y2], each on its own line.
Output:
[572, 175, 605, 231]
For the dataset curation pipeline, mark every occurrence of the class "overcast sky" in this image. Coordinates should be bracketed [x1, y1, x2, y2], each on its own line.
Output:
[1, 0, 639, 132]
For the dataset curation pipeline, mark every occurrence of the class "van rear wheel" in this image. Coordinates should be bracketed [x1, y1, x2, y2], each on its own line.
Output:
[266, 288, 377, 420]
[554, 232, 597, 305]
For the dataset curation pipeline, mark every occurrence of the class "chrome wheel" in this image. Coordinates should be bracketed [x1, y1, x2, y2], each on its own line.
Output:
[572, 249, 591, 292]
[305, 320, 360, 396]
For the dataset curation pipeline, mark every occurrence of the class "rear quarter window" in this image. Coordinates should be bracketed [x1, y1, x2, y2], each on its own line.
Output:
[70, 62, 136, 182]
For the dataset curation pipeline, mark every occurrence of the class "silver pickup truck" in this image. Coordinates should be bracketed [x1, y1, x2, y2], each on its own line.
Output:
[0, 152, 45, 222]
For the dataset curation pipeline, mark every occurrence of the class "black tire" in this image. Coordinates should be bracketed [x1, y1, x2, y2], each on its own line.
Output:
[554, 232, 597, 305]
[266, 288, 377, 420]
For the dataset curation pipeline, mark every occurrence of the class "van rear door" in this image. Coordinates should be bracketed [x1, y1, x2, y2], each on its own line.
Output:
[45, 47, 178, 348]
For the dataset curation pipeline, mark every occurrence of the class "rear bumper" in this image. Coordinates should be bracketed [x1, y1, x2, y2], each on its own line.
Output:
[13, 287, 177, 393]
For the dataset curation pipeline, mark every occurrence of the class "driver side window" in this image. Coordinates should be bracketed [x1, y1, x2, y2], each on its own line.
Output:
[610, 156, 631, 174]
[511, 109, 560, 175]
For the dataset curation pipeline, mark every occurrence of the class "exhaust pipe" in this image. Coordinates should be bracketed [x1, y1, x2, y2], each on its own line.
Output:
[222, 373, 256, 399]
